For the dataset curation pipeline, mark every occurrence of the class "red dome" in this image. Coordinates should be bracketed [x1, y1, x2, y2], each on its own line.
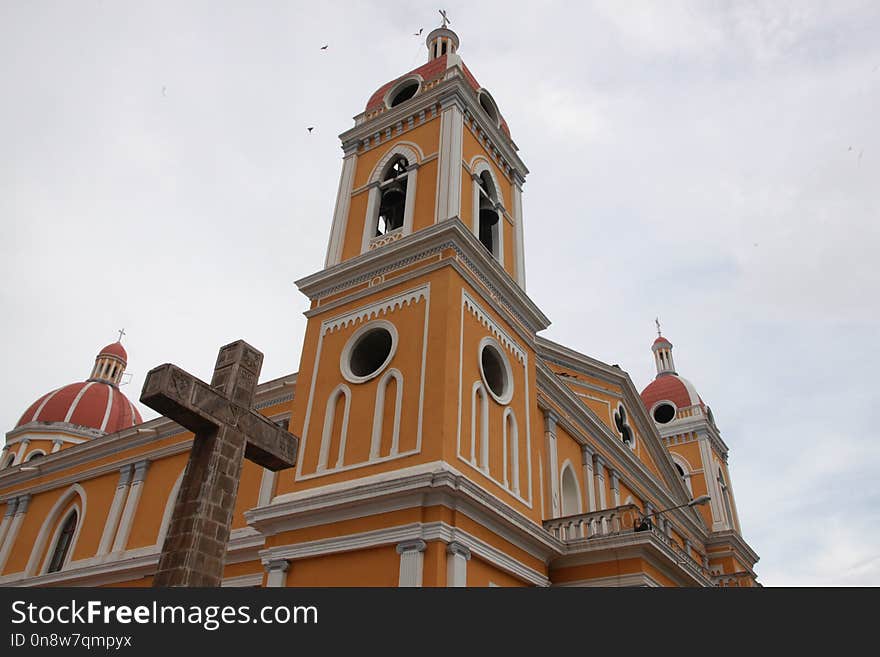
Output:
[365, 56, 511, 138]
[98, 341, 127, 362]
[16, 381, 142, 434]
[641, 374, 703, 413]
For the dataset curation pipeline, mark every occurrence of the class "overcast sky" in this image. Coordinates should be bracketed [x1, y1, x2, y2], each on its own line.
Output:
[2, 1, 878, 586]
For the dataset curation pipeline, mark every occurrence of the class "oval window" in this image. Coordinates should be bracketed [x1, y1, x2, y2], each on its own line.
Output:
[479, 339, 513, 404]
[653, 403, 676, 424]
[388, 80, 419, 108]
[341, 321, 398, 383]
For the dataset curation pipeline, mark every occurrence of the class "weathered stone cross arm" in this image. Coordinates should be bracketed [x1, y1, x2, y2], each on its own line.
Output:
[141, 363, 296, 471]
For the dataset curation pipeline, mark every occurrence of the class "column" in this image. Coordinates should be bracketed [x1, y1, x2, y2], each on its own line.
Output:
[97, 465, 133, 556]
[324, 143, 359, 266]
[593, 455, 608, 534]
[609, 469, 621, 507]
[543, 410, 560, 517]
[593, 455, 608, 509]
[697, 432, 725, 532]
[13, 439, 30, 465]
[265, 559, 290, 588]
[435, 95, 464, 222]
[0, 498, 19, 555]
[446, 541, 471, 587]
[51, 439, 64, 454]
[581, 445, 597, 512]
[360, 183, 381, 252]
[112, 459, 150, 552]
[396, 539, 427, 587]
[402, 163, 419, 236]
[0, 494, 31, 572]
[258, 468, 277, 507]
[512, 172, 526, 289]
[0, 446, 9, 469]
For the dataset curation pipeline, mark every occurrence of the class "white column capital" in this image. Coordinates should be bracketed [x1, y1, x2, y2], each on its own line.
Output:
[446, 541, 471, 560]
[396, 539, 427, 555]
[265, 559, 290, 588]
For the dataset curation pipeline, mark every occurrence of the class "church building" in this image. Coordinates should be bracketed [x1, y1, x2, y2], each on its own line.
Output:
[0, 26, 759, 587]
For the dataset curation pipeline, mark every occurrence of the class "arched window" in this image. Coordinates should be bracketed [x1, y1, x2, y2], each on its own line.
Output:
[318, 385, 351, 472]
[503, 410, 520, 495]
[376, 156, 409, 236]
[476, 171, 501, 259]
[672, 457, 693, 495]
[470, 382, 489, 471]
[614, 405, 635, 448]
[718, 469, 735, 528]
[560, 464, 582, 516]
[47, 510, 78, 573]
[26, 450, 46, 462]
[2, 453, 15, 469]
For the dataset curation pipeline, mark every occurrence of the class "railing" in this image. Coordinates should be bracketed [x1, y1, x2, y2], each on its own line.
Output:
[368, 228, 403, 250]
[544, 504, 714, 584]
[543, 504, 641, 541]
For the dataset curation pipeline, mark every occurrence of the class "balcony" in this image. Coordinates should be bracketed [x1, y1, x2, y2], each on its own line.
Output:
[544, 504, 715, 587]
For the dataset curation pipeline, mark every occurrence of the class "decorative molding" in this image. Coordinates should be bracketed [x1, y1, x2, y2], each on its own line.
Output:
[297, 284, 430, 481]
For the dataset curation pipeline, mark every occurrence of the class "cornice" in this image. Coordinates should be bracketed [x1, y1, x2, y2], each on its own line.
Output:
[534, 362, 708, 541]
[0, 528, 263, 587]
[340, 69, 528, 180]
[248, 461, 562, 561]
[295, 218, 550, 334]
[536, 338, 697, 512]
[0, 378, 297, 491]
[706, 529, 760, 567]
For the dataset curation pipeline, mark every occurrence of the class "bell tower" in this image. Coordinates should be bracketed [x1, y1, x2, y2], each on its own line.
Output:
[322, 25, 528, 290]
[279, 21, 549, 530]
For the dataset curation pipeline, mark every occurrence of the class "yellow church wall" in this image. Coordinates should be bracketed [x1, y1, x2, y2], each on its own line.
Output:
[555, 424, 588, 514]
[422, 540, 446, 587]
[454, 280, 538, 520]
[282, 272, 442, 492]
[351, 119, 440, 190]
[550, 558, 644, 584]
[461, 127, 510, 209]
[452, 511, 546, 574]
[124, 453, 186, 550]
[286, 546, 400, 586]
[412, 158, 439, 233]
[467, 556, 528, 587]
[503, 219, 515, 276]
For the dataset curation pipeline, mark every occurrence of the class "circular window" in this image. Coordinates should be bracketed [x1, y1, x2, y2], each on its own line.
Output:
[340, 321, 398, 383]
[653, 402, 676, 424]
[386, 77, 422, 109]
[479, 338, 513, 404]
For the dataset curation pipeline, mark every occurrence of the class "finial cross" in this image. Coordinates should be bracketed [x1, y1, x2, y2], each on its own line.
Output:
[439, 9, 450, 28]
[117, 328, 126, 342]
[655, 317, 662, 337]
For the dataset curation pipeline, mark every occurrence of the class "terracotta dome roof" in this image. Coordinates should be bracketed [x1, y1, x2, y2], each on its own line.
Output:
[653, 335, 672, 346]
[365, 56, 511, 138]
[16, 381, 142, 434]
[98, 341, 127, 362]
[641, 373, 703, 412]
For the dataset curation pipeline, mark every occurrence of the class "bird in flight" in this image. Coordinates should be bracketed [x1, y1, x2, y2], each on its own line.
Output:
[307, 126, 314, 133]
[320, 44, 328, 50]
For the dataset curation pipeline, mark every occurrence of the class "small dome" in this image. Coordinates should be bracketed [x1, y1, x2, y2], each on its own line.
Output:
[653, 335, 672, 347]
[641, 374, 704, 413]
[364, 57, 511, 138]
[98, 341, 127, 363]
[15, 381, 142, 434]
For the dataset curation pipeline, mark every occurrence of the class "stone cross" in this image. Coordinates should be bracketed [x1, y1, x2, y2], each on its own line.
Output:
[140, 340, 297, 587]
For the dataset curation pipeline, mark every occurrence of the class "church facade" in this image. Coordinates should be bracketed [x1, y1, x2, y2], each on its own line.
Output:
[0, 27, 759, 587]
